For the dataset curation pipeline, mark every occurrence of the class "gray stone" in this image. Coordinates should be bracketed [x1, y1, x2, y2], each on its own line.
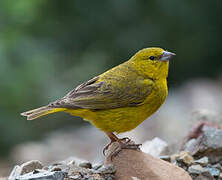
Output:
[16, 171, 67, 180]
[188, 165, 206, 175]
[92, 164, 102, 170]
[201, 127, 222, 149]
[20, 160, 43, 175]
[96, 164, 116, 174]
[87, 176, 97, 180]
[159, 155, 171, 162]
[212, 163, 222, 170]
[141, 137, 169, 157]
[194, 157, 208, 166]
[8, 165, 22, 180]
[68, 175, 80, 179]
[205, 166, 220, 177]
[185, 127, 222, 161]
[79, 162, 92, 169]
[68, 164, 92, 177]
[105, 176, 115, 180]
[63, 157, 90, 167]
[184, 139, 197, 152]
[47, 164, 69, 173]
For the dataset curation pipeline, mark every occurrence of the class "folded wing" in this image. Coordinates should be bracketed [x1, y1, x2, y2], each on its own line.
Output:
[49, 75, 153, 110]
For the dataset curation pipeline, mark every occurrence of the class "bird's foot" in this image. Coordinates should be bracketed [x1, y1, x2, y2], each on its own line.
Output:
[110, 139, 142, 160]
[103, 141, 114, 155]
[103, 137, 131, 155]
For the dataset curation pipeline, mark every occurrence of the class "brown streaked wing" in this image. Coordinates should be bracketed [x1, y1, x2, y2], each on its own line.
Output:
[49, 76, 153, 110]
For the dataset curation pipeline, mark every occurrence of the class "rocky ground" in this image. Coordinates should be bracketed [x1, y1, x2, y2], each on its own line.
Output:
[7, 120, 222, 180]
[8, 158, 116, 180]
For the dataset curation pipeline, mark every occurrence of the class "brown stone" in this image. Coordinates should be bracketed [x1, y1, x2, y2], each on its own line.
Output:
[104, 142, 192, 180]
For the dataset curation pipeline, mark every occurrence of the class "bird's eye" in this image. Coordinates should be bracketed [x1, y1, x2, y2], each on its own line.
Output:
[149, 56, 155, 60]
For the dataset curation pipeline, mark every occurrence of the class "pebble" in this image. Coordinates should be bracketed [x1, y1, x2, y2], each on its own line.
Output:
[212, 163, 222, 170]
[8, 165, 22, 180]
[183, 139, 197, 152]
[65, 157, 91, 168]
[205, 166, 220, 177]
[186, 127, 222, 158]
[159, 155, 171, 162]
[67, 160, 75, 166]
[92, 164, 102, 170]
[141, 137, 169, 157]
[176, 151, 194, 165]
[188, 165, 206, 175]
[48, 164, 69, 173]
[96, 164, 116, 174]
[194, 157, 208, 166]
[68, 175, 81, 180]
[16, 171, 67, 180]
[20, 160, 43, 175]
[79, 162, 92, 169]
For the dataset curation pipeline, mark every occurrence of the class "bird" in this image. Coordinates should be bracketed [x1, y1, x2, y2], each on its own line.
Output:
[21, 47, 175, 155]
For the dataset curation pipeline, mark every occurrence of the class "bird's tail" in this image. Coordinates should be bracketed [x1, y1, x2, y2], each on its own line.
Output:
[21, 106, 65, 120]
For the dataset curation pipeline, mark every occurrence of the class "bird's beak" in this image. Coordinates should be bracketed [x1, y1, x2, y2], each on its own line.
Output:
[160, 51, 176, 61]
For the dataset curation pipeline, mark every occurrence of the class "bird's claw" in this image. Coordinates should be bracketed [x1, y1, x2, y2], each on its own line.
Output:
[103, 141, 113, 156]
[103, 137, 132, 156]
[110, 141, 142, 161]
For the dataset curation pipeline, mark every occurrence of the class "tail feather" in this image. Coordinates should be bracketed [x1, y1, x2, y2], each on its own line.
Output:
[21, 106, 65, 120]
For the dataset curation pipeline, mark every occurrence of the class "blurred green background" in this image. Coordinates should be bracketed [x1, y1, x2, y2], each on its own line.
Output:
[0, 0, 222, 159]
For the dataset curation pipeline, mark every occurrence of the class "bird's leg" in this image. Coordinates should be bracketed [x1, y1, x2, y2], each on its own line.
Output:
[103, 132, 119, 155]
[103, 132, 141, 159]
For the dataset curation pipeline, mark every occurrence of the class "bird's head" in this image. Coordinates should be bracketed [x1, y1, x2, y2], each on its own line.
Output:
[130, 47, 176, 79]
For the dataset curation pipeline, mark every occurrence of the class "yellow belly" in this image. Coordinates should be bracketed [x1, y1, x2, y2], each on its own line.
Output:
[65, 80, 167, 133]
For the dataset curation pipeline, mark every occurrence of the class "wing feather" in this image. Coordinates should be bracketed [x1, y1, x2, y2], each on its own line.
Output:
[49, 68, 154, 110]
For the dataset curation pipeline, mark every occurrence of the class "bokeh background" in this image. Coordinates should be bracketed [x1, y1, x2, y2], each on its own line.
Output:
[1, 0, 222, 176]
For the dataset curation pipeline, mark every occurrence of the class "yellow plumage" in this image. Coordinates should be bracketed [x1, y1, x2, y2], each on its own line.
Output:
[21, 47, 175, 135]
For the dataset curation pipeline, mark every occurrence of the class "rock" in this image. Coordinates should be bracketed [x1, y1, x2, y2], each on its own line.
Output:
[159, 155, 171, 162]
[47, 164, 69, 173]
[185, 127, 222, 162]
[131, 177, 141, 180]
[68, 175, 79, 179]
[8, 165, 22, 180]
[79, 162, 92, 169]
[194, 157, 208, 166]
[63, 156, 91, 168]
[176, 151, 194, 165]
[16, 171, 67, 180]
[183, 139, 197, 152]
[141, 137, 169, 157]
[188, 165, 205, 175]
[105, 142, 191, 180]
[67, 164, 91, 177]
[205, 166, 220, 177]
[95, 164, 116, 174]
[92, 164, 102, 170]
[194, 172, 214, 180]
[20, 160, 43, 175]
[212, 163, 222, 170]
